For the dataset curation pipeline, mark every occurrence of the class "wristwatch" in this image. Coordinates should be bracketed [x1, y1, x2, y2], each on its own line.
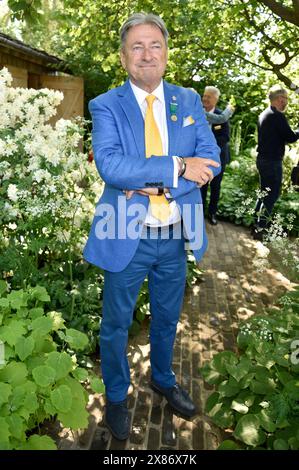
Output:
[157, 187, 164, 195]
[177, 157, 186, 177]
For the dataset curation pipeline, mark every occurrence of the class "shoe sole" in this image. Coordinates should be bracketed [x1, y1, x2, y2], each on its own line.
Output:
[150, 383, 197, 418]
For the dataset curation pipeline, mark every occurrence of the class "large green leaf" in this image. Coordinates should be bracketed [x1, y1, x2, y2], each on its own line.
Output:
[0, 417, 10, 449]
[31, 286, 51, 303]
[234, 414, 266, 446]
[46, 351, 73, 380]
[0, 280, 7, 296]
[15, 335, 35, 361]
[7, 290, 28, 310]
[0, 361, 28, 386]
[211, 351, 238, 374]
[50, 385, 72, 413]
[72, 367, 89, 382]
[31, 316, 53, 337]
[89, 377, 105, 394]
[32, 365, 56, 387]
[0, 383, 12, 407]
[217, 440, 241, 450]
[231, 398, 249, 414]
[64, 328, 88, 351]
[226, 357, 251, 382]
[6, 414, 25, 441]
[257, 409, 276, 433]
[0, 320, 27, 347]
[218, 377, 241, 397]
[22, 434, 57, 450]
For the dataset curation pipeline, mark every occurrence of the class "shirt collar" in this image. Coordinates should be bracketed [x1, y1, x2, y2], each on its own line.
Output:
[129, 80, 165, 106]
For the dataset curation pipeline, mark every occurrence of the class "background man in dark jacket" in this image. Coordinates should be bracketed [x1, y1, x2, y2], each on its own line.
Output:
[253, 85, 299, 238]
[201, 86, 231, 225]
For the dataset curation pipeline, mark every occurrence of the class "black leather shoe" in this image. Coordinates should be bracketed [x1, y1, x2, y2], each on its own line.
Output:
[151, 382, 197, 417]
[105, 399, 130, 440]
[251, 226, 265, 241]
[208, 213, 218, 225]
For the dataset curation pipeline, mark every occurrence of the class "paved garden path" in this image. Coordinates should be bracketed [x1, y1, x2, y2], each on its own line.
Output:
[55, 221, 295, 450]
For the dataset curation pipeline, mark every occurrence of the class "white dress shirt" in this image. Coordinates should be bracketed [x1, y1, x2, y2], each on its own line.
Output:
[130, 80, 181, 227]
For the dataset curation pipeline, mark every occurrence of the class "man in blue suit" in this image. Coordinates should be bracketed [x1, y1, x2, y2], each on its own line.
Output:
[84, 13, 220, 440]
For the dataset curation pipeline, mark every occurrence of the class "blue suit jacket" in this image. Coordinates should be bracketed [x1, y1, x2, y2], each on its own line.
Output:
[83, 80, 221, 272]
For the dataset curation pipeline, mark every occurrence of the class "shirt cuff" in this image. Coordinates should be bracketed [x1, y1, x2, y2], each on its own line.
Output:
[172, 156, 179, 188]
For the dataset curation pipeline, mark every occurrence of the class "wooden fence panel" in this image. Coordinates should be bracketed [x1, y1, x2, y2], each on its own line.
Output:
[39, 75, 84, 123]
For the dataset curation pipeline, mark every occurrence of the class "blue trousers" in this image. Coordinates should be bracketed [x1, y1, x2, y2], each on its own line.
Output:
[100, 223, 187, 402]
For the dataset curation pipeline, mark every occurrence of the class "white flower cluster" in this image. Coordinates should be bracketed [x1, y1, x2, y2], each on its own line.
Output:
[240, 318, 273, 342]
[0, 67, 101, 246]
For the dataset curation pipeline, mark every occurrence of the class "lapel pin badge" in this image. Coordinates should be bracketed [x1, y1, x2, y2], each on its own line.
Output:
[170, 100, 178, 122]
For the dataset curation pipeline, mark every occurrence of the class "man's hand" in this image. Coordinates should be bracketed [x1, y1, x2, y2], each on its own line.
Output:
[183, 157, 220, 186]
[124, 187, 169, 200]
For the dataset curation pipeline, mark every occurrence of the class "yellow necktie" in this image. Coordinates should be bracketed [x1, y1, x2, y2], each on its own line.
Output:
[145, 94, 171, 222]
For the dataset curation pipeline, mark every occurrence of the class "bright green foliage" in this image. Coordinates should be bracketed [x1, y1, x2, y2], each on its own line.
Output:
[201, 286, 299, 450]
[0, 283, 103, 450]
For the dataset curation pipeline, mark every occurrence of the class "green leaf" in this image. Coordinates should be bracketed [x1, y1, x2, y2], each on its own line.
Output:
[200, 363, 223, 385]
[32, 365, 56, 387]
[22, 434, 57, 450]
[250, 379, 276, 395]
[217, 440, 241, 450]
[213, 406, 235, 429]
[0, 280, 7, 296]
[234, 415, 266, 446]
[46, 351, 73, 380]
[273, 439, 289, 450]
[57, 376, 88, 430]
[7, 290, 28, 310]
[284, 380, 299, 400]
[218, 377, 241, 397]
[28, 308, 44, 320]
[31, 316, 53, 337]
[226, 357, 251, 382]
[258, 409, 276, 433]
[64, 328, 88, 351]
[231, 399, 249, 414]
[211, 351, 238, 374]
[239, 372, 255, 389]
[0, 319, 26, 346]
[0, 417, 10, 449]
[89, 377, 105, 394]
[205, 392, 222, 416]
[72, 367, 89, 382]
[0, 383, 12, 407]
[0, 361, 28, 386]
[15, 335, 35, 361]
[31, 286, 51, 303]
[6, 414, 25, 441]
[50, 385, 72, 413]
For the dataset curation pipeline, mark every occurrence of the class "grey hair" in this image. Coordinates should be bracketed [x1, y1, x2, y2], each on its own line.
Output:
[120, 13, 169, 49]
[204, 86, 221, 99]
[268, 85, 288, 101]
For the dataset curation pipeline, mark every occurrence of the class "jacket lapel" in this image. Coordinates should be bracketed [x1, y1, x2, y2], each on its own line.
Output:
[164, 81, 182, 156]
[117, 81, 145, 159]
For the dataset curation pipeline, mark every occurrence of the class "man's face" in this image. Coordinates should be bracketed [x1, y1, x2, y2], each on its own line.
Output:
[120, 23, 168, 92]
[273, 94, 288, 112]
[202, 91, 219, 112]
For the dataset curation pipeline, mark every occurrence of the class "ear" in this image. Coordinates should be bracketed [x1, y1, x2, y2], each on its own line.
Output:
[120, 50, 126, 71]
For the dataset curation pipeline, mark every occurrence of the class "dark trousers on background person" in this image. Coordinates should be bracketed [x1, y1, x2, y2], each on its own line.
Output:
[254, 158, 283, 229]
[201, 163, 226, 216]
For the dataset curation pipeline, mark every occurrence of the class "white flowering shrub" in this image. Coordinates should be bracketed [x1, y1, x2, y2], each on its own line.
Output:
[0, 68, 103, 345]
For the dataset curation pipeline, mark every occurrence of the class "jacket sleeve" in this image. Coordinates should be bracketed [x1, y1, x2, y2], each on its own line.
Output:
[170, 93, 221, 200]
[276, 113, 299, 143]
[89, 98, 175, 190]
[206, 106, 234, 124]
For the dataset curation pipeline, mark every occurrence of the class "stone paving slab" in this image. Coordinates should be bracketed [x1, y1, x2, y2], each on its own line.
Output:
[52, 221, 296, 450]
